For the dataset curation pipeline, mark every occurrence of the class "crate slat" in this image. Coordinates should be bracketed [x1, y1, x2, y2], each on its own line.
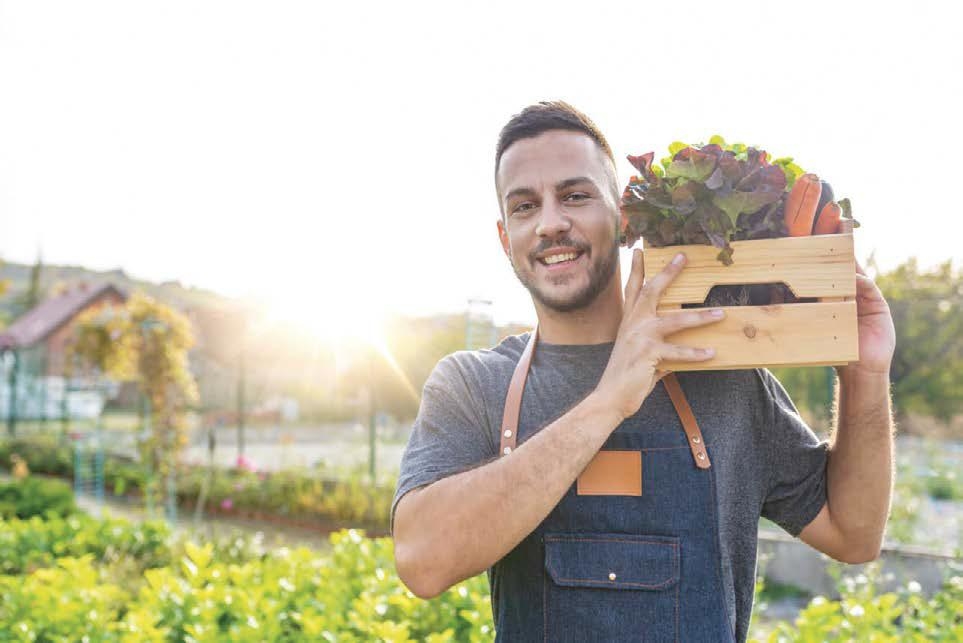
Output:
[657, 301, 859, 371]
[644, 233, 855, 306]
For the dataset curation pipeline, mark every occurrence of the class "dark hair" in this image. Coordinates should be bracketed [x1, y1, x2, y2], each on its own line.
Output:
[495, 100, 615, 176]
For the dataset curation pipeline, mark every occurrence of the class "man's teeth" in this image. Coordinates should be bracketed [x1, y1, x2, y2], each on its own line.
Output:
[543, 252, 579, 265]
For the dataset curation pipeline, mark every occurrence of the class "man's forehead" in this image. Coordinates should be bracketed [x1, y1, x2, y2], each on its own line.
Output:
[497, 130, 611, 195]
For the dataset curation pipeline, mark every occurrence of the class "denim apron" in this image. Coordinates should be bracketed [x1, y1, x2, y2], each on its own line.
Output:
[491, 329, 735, 642]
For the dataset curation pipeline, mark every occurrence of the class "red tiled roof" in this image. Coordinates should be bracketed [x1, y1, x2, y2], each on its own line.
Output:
[0, 282, 127, 350]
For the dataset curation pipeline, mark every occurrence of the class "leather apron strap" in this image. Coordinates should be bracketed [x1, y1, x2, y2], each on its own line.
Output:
[498, 328, 711, 469]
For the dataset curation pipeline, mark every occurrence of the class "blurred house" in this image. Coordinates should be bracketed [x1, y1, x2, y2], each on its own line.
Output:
[0, 282, 126, 420]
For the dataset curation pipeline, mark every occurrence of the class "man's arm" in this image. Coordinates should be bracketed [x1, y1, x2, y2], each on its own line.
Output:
[798, 261, 897, 563]
[798, 369, 894, 563]
[393, 250, 725, 598]
[393, 390, 622, 599]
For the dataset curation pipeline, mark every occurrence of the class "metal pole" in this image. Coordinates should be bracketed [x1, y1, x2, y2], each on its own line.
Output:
[237, 345, 245, 459]
[61, 370, 69, 438]
[368, 349, 376, 484]
[73, 434, 82, 496]
[143, 391, 155, 519]
[94, 420, 104, 518]
[6, 350, 18, 437]
[40, 352, 49, 428]
[165, 433, 177, 525]
[369, 388, 377, 484]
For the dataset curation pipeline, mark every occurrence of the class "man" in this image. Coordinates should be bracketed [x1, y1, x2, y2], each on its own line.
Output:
[391, 101, 896, 642]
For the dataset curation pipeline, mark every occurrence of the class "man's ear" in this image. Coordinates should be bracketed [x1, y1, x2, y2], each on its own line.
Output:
[497, 218, 512, 261]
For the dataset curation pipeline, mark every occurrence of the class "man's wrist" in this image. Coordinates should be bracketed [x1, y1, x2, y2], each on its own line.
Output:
[835, 363, 891, 388]
[583, 390, 631, 431]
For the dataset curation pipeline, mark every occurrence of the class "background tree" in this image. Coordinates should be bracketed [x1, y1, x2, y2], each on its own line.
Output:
[69, 291, 198, 509]
[12, 253, 43, 317]
[771, 258, 962, 436]
[876, 259, 963, 425]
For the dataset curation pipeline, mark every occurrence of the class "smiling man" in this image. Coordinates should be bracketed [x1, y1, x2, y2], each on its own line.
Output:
[391, 101, 896, 642]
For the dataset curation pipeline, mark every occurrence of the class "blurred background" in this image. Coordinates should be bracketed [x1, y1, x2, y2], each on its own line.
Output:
[0, 0, 960, 640]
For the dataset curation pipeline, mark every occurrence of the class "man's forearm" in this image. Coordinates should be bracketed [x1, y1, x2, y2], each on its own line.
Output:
[827, 368, 895, 557]
[393, 390, 624, 599]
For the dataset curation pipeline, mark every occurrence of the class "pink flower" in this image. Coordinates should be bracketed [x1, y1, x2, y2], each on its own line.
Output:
[236, 455, 257, 472]
[220, 498, 234, 511]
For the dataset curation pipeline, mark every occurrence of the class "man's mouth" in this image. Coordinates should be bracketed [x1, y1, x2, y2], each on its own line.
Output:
[535, 248, 586, 268]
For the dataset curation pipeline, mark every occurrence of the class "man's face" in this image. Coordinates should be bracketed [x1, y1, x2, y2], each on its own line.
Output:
[496, 130, 620, 313]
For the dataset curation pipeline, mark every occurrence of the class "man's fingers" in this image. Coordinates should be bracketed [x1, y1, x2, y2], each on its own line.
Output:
[659, 343, 716, 362]
[636, 252, 687, 314]
[623, 248, 645, 311]
[657, 308, 726, 335]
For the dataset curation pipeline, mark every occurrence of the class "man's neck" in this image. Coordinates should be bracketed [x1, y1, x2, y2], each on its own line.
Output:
[532, 278, 623, 345]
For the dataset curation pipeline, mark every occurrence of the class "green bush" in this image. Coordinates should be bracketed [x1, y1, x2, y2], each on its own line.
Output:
[2, 512, 961, 641]
[0, 477, 76, 520]
[1, 437, 395, 530]
[925, 468, 963, 501]
[750, 560, 963, 642]
[758, 576, 963, 642]
[0, 436, 74, 478]
[0, 527, 493, 642]
[0, 555, 130, 641]
[0, 514, 171, 575]
[175, 463, 395, 528]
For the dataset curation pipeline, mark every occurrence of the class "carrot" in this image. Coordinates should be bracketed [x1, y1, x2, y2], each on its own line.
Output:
[812, 201, 842, 235]
[784, 173, 822, 237]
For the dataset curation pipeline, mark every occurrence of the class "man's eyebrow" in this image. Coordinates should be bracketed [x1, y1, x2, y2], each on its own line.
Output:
[556, 176, 598, 191]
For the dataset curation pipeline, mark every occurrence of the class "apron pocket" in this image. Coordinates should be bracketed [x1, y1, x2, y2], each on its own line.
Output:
[543, 533, 680, 643]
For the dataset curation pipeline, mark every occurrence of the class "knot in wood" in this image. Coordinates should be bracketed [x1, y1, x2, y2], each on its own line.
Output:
[743, 324, 757, 339]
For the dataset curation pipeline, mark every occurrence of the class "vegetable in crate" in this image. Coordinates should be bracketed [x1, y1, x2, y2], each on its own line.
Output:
[619, 136, 858, 306]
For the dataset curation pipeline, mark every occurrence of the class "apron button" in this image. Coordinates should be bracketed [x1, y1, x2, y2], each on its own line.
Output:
[503, 429, 513, 438]
[503, 447, 513, 455]
[697, 452, 706, 460]
[691, 435, 701, 444]
[608, 572, 617, 581]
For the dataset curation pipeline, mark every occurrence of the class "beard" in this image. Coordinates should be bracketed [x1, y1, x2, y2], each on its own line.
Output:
[511, 235, 620, 313]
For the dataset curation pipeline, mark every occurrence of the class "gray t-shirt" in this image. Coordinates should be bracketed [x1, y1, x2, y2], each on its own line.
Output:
[391, 332, 828, 643]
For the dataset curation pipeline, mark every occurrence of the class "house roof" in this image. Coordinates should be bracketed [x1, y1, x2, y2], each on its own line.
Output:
[0, 282, 127, 350]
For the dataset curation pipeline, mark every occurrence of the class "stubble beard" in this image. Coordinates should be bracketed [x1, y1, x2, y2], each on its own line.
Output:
[512, 236, 620, 313]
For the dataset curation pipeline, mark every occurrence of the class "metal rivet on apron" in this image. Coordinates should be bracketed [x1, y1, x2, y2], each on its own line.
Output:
[608, 572, 617, 581]
[504, 429, 513, 438]
[697, 452, 706, 460]
[503, 447, 512, 455]
[692, 435, 701, 444]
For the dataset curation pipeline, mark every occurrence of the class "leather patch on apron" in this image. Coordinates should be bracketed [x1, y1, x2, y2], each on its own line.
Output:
[576, 450, 642, 496]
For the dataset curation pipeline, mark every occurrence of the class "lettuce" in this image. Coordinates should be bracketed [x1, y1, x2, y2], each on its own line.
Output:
[621, 137, 796, 265]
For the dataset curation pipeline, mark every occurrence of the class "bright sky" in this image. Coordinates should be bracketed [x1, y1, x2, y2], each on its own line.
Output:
[1, 1, 960, 333]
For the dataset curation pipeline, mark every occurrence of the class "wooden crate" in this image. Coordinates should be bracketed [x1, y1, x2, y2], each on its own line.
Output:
[644, 231, 858, 371]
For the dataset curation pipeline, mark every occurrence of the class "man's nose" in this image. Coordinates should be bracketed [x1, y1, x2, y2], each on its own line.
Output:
[535, 198, 572, 238]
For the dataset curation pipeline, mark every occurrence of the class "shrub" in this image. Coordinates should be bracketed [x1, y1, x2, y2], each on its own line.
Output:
[757, 563, 963, 642]
[0, 514, 171, 575]
[0, 477, 76, 520]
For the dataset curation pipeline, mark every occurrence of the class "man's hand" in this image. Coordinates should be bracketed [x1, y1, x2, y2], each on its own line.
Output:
[595, 249, 727, 420]
[836, 260, 896, 380]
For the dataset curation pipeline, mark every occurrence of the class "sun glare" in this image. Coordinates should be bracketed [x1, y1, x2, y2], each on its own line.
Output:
[260, 291, 421, 404]
[264, 293, 386, 348]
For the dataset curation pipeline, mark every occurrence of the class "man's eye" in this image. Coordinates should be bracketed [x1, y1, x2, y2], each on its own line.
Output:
[565, 192, 589, 202]
[512, 202, 535, 215]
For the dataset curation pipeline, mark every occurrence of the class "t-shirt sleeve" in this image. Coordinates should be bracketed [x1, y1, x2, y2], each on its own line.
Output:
[758, 369, 829, 537]
[390, 354, 495, 536]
